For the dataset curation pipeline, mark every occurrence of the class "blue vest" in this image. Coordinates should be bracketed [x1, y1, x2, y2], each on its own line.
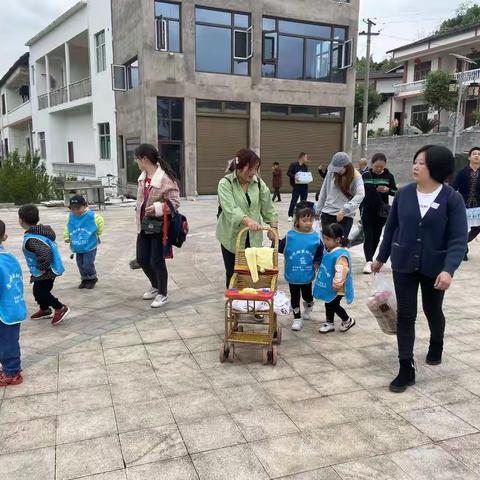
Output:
[23, 233, 65, 278]
[0, 247, 27, 325]
[284, 230, 322, 284]
[67, 210, 98, 253]
[313, 248, 354, 304]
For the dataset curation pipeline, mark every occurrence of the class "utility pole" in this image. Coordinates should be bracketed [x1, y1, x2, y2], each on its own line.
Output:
[359, 19, 380, 158]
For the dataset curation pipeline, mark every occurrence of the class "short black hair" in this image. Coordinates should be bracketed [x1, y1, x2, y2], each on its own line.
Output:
[273, 161, 279, 166]
[371, 152, 387, 164]
[469, 146, 480, 156]
[298, 152, 307, 159]
[0, 220, 5, 238]
[294, 201, 315, 223]
[414, 145, 454, 184]
[322, 223, 349, 247]
[18, 204, 40, 226]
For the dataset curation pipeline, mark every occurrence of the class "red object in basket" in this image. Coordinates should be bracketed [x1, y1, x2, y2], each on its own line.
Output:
[225, 289, 274, 301]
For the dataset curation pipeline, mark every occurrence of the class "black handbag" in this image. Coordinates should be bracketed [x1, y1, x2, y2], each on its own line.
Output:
[141, 216, 163, 234]
[378, 201, 391, 219]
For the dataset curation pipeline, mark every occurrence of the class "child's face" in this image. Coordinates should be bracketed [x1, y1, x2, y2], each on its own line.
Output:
[71, 206, 87, 216]
[18, 217, 28, 230]
[297, 215, 313, 233]
[322, 235, 340, 250]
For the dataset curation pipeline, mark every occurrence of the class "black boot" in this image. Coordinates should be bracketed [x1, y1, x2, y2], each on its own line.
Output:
[426, 341, 443, 365]
[389, 359, 415, 393]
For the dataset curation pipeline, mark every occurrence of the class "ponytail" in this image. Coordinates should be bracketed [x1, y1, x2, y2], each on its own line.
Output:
[135, 143, 178, 182]
[323, 223, 349, 247]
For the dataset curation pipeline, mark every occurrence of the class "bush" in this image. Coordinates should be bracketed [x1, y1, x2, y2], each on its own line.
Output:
[376, 128, 385, 137]
[0, 150, 60, 205]
[367, 129, 375, 137]
[413, 118, 439, 134]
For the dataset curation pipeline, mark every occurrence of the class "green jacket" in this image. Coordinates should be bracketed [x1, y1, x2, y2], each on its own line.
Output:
[216, 171, 278, 253]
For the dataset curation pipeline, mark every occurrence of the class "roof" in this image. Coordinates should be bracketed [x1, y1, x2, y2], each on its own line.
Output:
[25, 1, 87, 46]
[356, 71, 404, 81]
[387, 22, 480, 54]
[0, 52, 29, 88]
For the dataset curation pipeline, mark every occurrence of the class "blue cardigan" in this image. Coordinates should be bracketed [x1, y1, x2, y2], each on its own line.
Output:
[451, 166, 480, 207]
[377, 183, 467, 277]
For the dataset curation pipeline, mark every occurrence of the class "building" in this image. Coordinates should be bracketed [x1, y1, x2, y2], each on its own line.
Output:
[389, 23, 480, 133]
[0, 53, 32, 160]
[112, 0, 359, 195]
[26, 0, 117, 181]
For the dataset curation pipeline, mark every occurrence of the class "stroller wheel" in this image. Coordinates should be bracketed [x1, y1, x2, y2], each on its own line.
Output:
[219, 343, 230, 363]
[273, 328, 282, 345]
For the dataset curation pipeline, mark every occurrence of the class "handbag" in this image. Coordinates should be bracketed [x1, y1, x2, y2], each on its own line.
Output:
[378, 202, 391, 219]
[141, 216, 163, 234]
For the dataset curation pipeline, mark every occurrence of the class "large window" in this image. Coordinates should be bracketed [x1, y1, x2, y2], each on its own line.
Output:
[155, 1, 181, 52]
[95, 30, 106, 72]
[39, 132, 46, 159]
[262, 17, 352, 83]
[112, 57, 139, 91]
[126, 137, 141, 183]
[261, 104, 344, 120]
[413, 61, 431, 82]
[99, 123, 111, 159]
[195, 7, 252, 75]
[411, 104, 429, 125]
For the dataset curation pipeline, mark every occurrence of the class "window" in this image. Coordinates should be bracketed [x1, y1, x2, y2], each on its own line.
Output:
[39, 132, 46, 159]
[95, 30, 106, 72]
[126, 137, 141, 183]
[4, 139, 8, 156]
[1, 94, 5, 115]
[413, 61, 431, 81]
[155, 1, 181, 52]
[112, 57, 139, 91]
[31, 65, 35, 85]
[68, 141, 74, 164]
[195, 7, 252, 75]
[261, 17, 352, 83]
[99, 123, 111, 159]
[119, 135, 125, 169]
[411, 104, 429, 125]
[196, 100, 249, 115]
[261, 103, 344, 120]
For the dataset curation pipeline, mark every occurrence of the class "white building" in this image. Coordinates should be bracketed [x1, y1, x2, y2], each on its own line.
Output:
[389, 23, 480, 133]
[0, 53, 32, 160]
[26, 0, 117, 180]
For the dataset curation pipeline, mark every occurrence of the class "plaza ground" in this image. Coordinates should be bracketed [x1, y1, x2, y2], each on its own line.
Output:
[1, 197, 480, 480]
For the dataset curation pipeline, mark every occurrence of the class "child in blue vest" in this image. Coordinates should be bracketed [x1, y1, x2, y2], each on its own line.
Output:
[314, 223, 356, 334]
[18, 204, 69, 326]
[0, 220, 27, 386]
[279, 202, 323, 331]
[64, 195, 104, 289]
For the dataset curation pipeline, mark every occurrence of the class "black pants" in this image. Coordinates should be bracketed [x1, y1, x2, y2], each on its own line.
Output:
[289, 283, 313, 318]
[137, 231, 168, 296]
[321, 212, 354, 239]
[272, 188, 281, 202]
[222, 235, 250, 288]
[33, 279, 63, 311]
[393, 271, 445, 360]
[362, 212, 387, 262]
[468, 226, 480, 242]
[325, 295, 349, 323]
[288, 185, 308, 217]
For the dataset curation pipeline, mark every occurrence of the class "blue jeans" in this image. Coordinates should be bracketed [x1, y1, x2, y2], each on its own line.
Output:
[76, 248, 97, 280]
[0, 322, 21, 375]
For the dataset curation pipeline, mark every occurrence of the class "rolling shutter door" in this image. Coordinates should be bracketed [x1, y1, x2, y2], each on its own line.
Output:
[196, 116, 249, 194]
[260, 120, 343, 193]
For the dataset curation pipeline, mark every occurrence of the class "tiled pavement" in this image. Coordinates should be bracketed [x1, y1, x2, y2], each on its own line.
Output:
[1, 198, 480, 479]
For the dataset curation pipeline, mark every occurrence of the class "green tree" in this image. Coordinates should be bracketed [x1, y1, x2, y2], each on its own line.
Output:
[354, 84, 382, 127]
[423, 70, 457, 129]
[356, 56, 398, 74]
[437, 1, 480, 34]
[0, 149, 59, 205]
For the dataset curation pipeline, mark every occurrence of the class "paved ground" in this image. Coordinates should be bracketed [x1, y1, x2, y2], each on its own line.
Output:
[1, 197, 480, 480]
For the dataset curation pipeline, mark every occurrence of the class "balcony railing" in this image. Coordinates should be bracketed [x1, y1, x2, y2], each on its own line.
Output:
[38, 93, 49, 110]
[52, 162, 96, 177]
[393, 79, 426, 97]
[7, 99, 30, 114]
[49, 86, 68, 107]
[69, 77, 92, 101]
[454, 68, 480, 83]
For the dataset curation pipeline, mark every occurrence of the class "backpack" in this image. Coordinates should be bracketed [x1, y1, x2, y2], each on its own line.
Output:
[164, 200, 189, 248]
[217, 176, 262, 218]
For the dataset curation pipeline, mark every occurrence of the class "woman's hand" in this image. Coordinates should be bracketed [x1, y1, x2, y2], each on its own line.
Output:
[267, 227, 278, 242]
[434, 271, 452, 290]
[336, 211, 345, 222]
[377, 186, 389, 193]
[145, 205, 156, 216]
[371, 260, 384, 273]
[243, 217, 262, 231]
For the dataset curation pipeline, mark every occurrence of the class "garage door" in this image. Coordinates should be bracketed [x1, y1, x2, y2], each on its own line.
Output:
[261, 120, 343, 194]
[196, 116, 249, 194]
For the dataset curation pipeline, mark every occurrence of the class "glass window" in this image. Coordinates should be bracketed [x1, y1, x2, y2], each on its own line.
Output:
[196, 100, 222, 112]
[127, 59, 139, 89]
[196, 8, 231, 25]
[414, 61, 431, 81]
[278, 20, 331, 38]
[39, 132, 46, 159]
[154, 1, 179, 18]
[330, 42, 346, 83]
[411, 104, 429, 125]
[171, 121, 183, 141]
[333, 27, 346, 41]
[99, 123, 111, 159]
[170, 99, 183, 119]
[262, 64, 276, 78]
[224, 101, 249, 113]
[119, 135, 125, 169]
[196, 25, 231, 74]
[1, 94, 5, 115]
[157, 97, 184, 141]
[277, 36, 303, 80]
[261, 104, 289, 115]
[291, 106, 316, 117]
[318, 107, 344, 117]
[161, 143, 182, 185]
[168, 21, 181, 52]
[155, 2, 181, 52]
[263, 17, 276, 31]
[126, 138, 141, 183]
[234, 14, 249, 28]
[305, 39, 331, 81]
[95, 30, 106, 72]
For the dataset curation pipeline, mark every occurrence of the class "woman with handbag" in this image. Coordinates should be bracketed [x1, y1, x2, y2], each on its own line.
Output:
[315, 152, 365, 240]
[360, 153, 397, 274]
[135, 144, 180, 308]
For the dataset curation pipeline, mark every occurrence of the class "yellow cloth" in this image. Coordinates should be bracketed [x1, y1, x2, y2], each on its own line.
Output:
[244, 247, 274, 283]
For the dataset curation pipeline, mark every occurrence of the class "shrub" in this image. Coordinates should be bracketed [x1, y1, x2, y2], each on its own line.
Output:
[413, 118, 439, 134]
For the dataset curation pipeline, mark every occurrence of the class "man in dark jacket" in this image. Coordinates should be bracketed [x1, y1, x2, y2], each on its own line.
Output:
[287, 152, 310, 221]
[451, 146, 480, 260]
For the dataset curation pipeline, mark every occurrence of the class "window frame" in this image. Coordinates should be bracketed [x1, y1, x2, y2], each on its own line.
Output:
[410, 104, 429, 126]
[95, 30, 107, 72]
[261, 103, 345, 123]
[98, 122, 111, 160]
[38, 132, 46, 159]
[1, 94, 6, 115]
[111, 57, 139, 91]
[67, 141, 74, 164]
[154, 1, 181, 52]
[413, 61, 431, 82]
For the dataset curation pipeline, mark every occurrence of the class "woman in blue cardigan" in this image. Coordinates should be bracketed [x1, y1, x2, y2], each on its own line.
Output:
[372, 145, 467, 393]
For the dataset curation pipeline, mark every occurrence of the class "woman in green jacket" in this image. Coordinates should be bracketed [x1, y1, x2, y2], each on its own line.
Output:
[217, 149, 279, 287]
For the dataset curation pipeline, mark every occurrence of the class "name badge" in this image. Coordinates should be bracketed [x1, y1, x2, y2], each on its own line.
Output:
[431, 202, 440, 209]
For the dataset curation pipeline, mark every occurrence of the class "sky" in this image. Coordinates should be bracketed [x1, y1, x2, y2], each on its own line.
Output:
[0, 0, 468, 77]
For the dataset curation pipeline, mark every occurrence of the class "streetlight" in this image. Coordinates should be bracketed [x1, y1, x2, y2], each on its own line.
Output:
[449, 53, 477, 155]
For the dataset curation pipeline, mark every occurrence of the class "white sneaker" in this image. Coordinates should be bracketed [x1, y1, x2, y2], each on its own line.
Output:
[291, 318, 303, 331]
[363, 262, 372, 274]
[302, 302, 313, 321]
[339, 317, 356, 332]
[151, 294, 168, 308]
[288, 217, 293, 222]
[319, 322, 335, 334]
[143, 288, 158, 300]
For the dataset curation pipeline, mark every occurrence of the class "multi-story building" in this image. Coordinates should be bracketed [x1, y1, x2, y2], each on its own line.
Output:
[26, 0, 117, 181]
[112, 0, 359, 195]
[0, 53, 32, 161]
[390, 23, 480, 133]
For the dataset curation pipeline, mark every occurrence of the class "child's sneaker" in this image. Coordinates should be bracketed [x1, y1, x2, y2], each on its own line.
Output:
[339, 317, 356, 332]
[291, 318, 303, 331]
[302, 301, 313, 320]
[143, 288, 158, 300]
[151, 294, 168, 308]
[319, 322, 335, 334]
[52, 306, 70, 325]
[0, 371, 23, 386]
[30, 308, 53, 320]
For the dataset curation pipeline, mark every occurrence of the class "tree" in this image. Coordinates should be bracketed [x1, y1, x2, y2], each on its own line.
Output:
[354, 84, 382, 127]
[437, 1, 480, 34]
[356, 56, 398, 74]
[423, 70, 457, 129]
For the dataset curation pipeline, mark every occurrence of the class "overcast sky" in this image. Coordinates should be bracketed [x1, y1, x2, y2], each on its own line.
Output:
[0, 0, 465, 77]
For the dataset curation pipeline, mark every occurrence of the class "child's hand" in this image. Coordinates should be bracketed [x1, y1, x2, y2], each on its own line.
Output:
[314, 263, 319, 273]
[65, 239, 70, 243]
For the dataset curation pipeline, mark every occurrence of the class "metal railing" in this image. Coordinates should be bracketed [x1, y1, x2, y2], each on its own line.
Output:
[393, 79, 426, 96]
[52, 162, 96, 177]
[69, 77, 92, 101]
[7, 99, 30, 114]
[49, 86, 68, 107]
[453, 67, 480, 83]
[38, 93, 49, 110]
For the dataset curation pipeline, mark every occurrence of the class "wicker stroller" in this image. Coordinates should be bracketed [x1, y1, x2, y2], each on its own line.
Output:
[220, 227, 281, 365]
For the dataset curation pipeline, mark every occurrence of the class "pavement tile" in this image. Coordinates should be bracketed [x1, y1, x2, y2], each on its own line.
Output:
[0, 392, 57, 423]
[274, 467, 341, 479]
[57, 385, 112, 414]
[104, 344, 148, 365]
[303, 370, 363, 397]
[59, 350, 106, 372]
[73, 471, 127, 480]
[145, 340, 190, 358]
[0, 446, 55, 480]
[246, 358, 298, 382]
[262, 377, 320, 403]
[58, 366, 109, 390]
[326, 390, 394, 421]
[333, 455, 412, 480]
[101, 330, 143, 349]
[114, 398, 174, 432]
[371, 386, 437, 413]
[157, 370, 212, 396]
[215, 383, 275, 413]
[127, 457, 198, 480]
[167, 390, 227, 423]
[284, 354, 336, 375]
[441, 433, 480, 475]
[110, 381, 164, 406]
[444, 398, 480, 430]
[3, 373, 57, 398]
[203, 365, 257, 389]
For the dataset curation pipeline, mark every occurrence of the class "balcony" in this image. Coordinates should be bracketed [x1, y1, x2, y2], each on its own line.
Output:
[454, 67, 480, 83]
[394, 80, 426, 98]
[37, 77, 91, 111]
[52, 162, 96, 177]
[69, 77, 92, 101]
[5, 100, 31, 126]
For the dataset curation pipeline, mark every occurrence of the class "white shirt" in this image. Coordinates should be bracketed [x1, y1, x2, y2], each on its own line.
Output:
[416, 185, 442, 218]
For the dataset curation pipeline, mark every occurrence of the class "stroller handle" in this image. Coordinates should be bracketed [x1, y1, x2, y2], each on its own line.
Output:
[236, 226, 279, 252]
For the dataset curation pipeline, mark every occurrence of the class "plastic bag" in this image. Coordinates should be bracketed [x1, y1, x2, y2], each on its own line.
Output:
[366, 273, 397, 335]
[348, 223, 364, 247]
[295, 171, 313, 184]
[274, 290, 291, 316]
